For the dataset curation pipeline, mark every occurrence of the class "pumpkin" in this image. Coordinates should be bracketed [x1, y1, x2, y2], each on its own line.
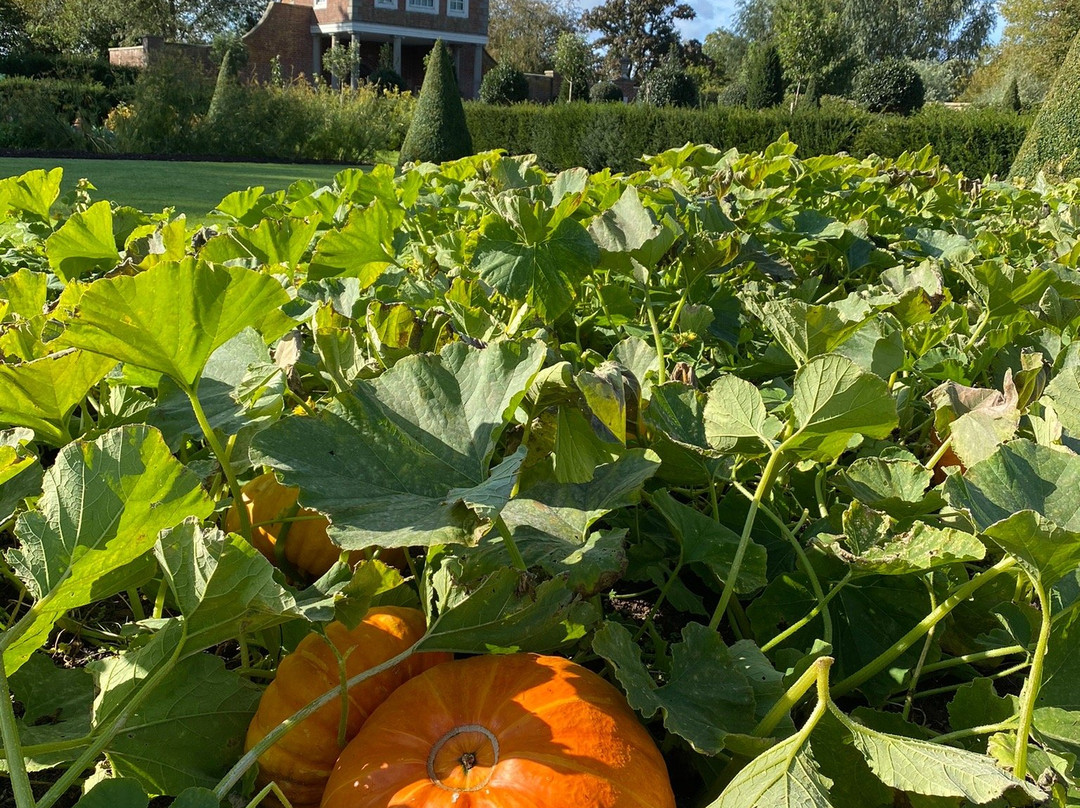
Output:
[225, 472, 343, 577]
[245, 606, 452, 808]
[320, 653, 676, 808]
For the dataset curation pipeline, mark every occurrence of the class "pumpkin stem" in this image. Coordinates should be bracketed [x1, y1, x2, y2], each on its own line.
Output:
[460, 752, 477, 771]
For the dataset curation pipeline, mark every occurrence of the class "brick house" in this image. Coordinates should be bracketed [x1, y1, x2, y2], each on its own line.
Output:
[242, 0, 490, 97]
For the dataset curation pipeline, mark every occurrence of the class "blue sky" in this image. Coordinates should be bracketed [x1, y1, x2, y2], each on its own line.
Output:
[575, 0, 1005, 46]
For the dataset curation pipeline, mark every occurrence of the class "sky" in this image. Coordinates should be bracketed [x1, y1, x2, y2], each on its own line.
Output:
[574, 0, 1005, 46]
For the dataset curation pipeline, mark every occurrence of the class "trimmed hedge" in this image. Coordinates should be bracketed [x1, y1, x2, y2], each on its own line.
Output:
[465, 101, 1031, 178]
[0, 77, 117, 149]
[1010, 31, 1080, 181]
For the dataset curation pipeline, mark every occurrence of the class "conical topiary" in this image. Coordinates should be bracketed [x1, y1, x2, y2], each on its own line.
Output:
[1001, 75, 1021, 113]
[1010, 31, 1080, 182]
[398, 40, 473, 166]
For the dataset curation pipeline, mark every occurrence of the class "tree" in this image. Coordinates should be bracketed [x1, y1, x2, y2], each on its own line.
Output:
[12, 0, 266, 53]
[1010, 30, 1080, 181]
[1001, 74, 1022, 111]
[553, 31, 595, 100]
[743, 41, 782, 108]
[998, 0, 1080, 90]
[773, 0, 850, 104]
[702, 28, 748, 83]
[639, 49, 698, 106]
[581, 0, 695, 80]
[0, 0, 30, 56]
[487, 0, 579, 72]
[841, 0, 996, 63]
[398, 41, 473, 165]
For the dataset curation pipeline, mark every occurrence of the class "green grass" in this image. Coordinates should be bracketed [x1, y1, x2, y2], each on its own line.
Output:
[0, 157, 359, 217]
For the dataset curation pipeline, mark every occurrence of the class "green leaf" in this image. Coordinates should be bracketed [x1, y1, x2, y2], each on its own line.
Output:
[946, 440, 1080, 586]
[3, 426, 213, 673]
[553, 408, 614, 484]
[927, 376, 1021, 468]
[57, 261, 292, 388]
[594, 621, 785, 755]
[837, 457, 945, 521]
[1041, 610, 1080, 711]
[73, 779, 148, 808]
[201, 215, 320, 271]
[0, 168, 62, 223]
[704, 375, 783, 456]
[947, 679, 1017, 734]
[2, 653, 93, 772]
[92, 623, 261, 795]
[0, 269, 49, 321]
[474, 200, 599, 320]
[253, 341, 546, 549]
[588, 185, 682, 271]
[45, 201, 121, 282]
[308, 199, 402, 283]
[0, 446, 42, 524]
[758, 299, 870, 366]
[170, 788, 221, 808]
[0, 350, 117, 445]
[841, 709, 1044, 802]
[651, 490, 767, 593]
[154, 521, 296, 651]
[644, 382, 729, 484]
[420, 566, 598, 654]
[786, 354, 898, 461]
[1045, 367, 1080, 439]
[707, 735, 834, 807]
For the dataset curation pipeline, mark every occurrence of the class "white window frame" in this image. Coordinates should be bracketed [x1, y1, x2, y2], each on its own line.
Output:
[446, 0, 467, 17]
[375, 0, 398, 9]
[405, 0, 438, 14]
[313, 0, 327, 7]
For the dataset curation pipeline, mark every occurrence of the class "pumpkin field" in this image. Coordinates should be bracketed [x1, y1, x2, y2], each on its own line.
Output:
[1, 138, 1080, 807]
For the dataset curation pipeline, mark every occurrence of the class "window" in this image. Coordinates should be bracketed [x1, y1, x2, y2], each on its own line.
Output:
[313, 0, 326, 7]
[375, 0, 397, 8]
[406, 0, 437, 12]
[447, 0, 467, 16]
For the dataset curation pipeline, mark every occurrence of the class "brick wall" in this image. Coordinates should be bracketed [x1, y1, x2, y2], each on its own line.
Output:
[243, 3, 319, 83]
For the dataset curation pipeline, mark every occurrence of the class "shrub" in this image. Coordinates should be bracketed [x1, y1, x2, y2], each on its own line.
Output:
[639, 52, 699, 108]
[398, 40, 473, 165]
[1001, 75, 1022, 113]
[106, 56, 214, 154]
[853, 59, 925, 115]
[1011, 31, 1080, 181]
[0, 78, 81, 149]
[744, 43, 783, 109]
[590, 81, 623, 103]
[369, 67, 406, 93]
[464, 101, 1027, 177]
[717, 82, 747, 107]
[479, 63, 529, 105]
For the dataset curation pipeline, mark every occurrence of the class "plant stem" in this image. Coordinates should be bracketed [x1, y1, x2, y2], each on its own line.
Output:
[908, 661, 1030, 700]
[925, 434, 955, 470]
[932, 718, 1019, 746]
[182, 381, 251, 540]
[214, 642, 420, 799]
[126, 587, 145, 622]
[642, 283, 667, 385]
[919, 644, 1028, 674]
[0, 659, 36, 808]
[832, 557, 1018, 697]
[753, 656, 832, 737]
[902, 576, 939, 721]
[709, 449, 784, 631]
[1013, 574, 1051, 781]
[761, 573, 851, 653]
[152, 576, 168, 620]
[0, 736, 90, 760]
[492, 515, 527, 572]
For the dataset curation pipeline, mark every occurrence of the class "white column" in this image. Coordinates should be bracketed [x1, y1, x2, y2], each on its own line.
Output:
[312, 35, 321, 78]
[472, 44, 483, 99]
[392, 36, 402, 73]
[330, 34, 339, 89]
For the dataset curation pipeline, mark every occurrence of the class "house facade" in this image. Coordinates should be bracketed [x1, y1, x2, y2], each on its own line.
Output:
[242, 0, 489, 97]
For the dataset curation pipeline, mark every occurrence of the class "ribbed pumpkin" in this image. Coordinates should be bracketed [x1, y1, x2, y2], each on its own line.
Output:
[320, 653, 676, 808]
[246, 606, 452, 808]
[225, 472, 341, 577]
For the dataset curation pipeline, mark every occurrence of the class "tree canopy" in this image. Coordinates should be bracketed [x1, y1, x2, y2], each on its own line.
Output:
[487, 0, 579, 72]
[581, 0, 695, 79]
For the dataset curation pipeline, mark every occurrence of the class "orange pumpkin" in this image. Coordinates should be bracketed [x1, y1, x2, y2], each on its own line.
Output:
[320, 653, 676, 808]
[245, 606, 452, 808]
[225, 472, 343, 577]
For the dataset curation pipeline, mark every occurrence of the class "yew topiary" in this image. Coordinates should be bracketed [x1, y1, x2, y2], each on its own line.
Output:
[1010, 31, 1080, 182]
[398, 40, 473, 165]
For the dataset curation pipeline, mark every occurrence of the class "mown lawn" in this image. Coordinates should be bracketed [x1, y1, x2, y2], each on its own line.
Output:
[0, 157, 359, 217]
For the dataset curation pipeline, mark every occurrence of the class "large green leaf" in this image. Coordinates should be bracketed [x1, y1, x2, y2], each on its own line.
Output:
[707, 735, 834, 808]
[57, 261, 292, 387]
[308, 199, 401, 283]
[0, 350, 117, 445]
[0, 168, 62, 223]
[704, 375, 783, 456]
[154, 521, 296, 651]
[200, 214, 320, 271]
[946, 440, 1080, 586]
[588, 185, 682, 271]
[785, 354, 898, 461]
[45, 201, 121, 282]
[3, 426, 213, 672]
[73, 779, 148, 808]
[758, 299, 870, 366]
[92, 622, 261, 796]
[594, 621, 786, 755]
[473, 197, 599, 320]
[651, 490, 768, 593]
[253, 341, 546, 549]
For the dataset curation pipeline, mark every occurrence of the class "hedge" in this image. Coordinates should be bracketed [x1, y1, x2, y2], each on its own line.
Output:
[465, 101, 1031, 178]
[0, 77, 117, 149]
